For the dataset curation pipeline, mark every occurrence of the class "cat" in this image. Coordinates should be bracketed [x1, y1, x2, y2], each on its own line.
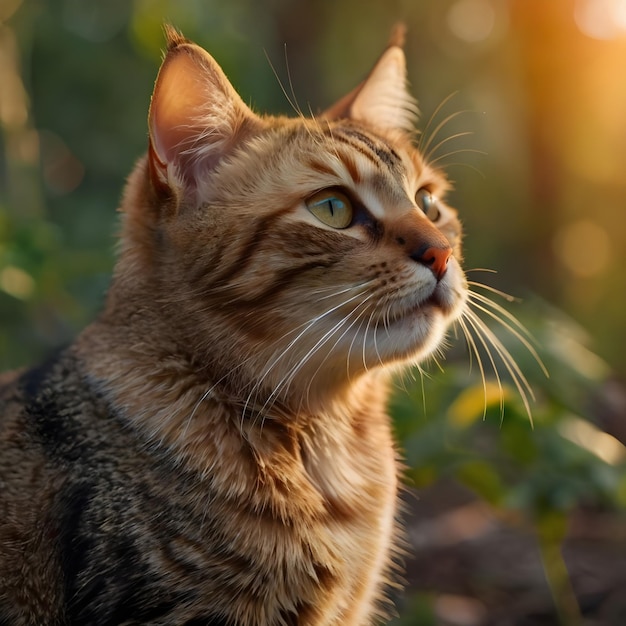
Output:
[0, 26, 469, 625]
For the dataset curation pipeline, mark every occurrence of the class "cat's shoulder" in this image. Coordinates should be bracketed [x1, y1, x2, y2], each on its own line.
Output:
[0, 349, 98, 455]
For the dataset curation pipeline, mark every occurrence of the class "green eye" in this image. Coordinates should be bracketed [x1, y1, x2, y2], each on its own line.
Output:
[306, 189, 353, 229]
[416, 188, 441, 222]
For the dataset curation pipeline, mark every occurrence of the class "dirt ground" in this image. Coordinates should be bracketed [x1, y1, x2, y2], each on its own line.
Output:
[400, 479, 626, 626]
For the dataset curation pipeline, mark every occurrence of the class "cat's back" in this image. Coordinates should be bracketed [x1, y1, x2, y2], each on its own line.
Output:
[0, 351, 166, 624]
[0, 356, 73, 624]
[0, 352, 97, 470]
[0, 352, 177, 623]
[0, 343, 399, 625]
[0, 368, 27, 453]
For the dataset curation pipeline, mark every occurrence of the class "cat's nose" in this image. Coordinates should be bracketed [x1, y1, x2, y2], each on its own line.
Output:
[410, 244, 452, 281]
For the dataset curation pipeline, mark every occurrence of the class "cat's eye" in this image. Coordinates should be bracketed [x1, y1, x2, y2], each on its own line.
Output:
[306, 189, 353, 229]
[415, 189, 441, 222]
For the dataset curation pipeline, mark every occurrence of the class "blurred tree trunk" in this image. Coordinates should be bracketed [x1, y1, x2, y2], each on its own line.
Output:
[509, 0, 569, 295]
[268, 1, 324, 112]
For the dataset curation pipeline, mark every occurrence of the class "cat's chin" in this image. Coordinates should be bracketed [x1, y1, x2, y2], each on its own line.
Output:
[380, 305, 451, 363]
[372, 283, 467, 366]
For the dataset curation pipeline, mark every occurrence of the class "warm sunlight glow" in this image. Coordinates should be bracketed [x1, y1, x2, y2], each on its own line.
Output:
[0, 0, 22, 23]
[0, 50, 28, 128]
[447, 0, 496, 43]
[575, 0, 626, 39]
[553, 220, 612, 278]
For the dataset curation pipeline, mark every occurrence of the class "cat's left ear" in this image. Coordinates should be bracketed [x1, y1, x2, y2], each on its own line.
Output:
[148, 27, 262, 203]
[322, 25, 417, 133]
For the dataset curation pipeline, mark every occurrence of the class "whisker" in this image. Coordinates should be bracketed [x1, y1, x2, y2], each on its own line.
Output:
[424, 130, 474, 164]
[461, 310, 505, 417]
[250, 286, 375, 418]
[456, 316, 490, 418]
[368, 310, 385, 369]
[284, 43, 305, 120]
[465, 268, 498, 275]
[418, 92, 461, 153]
[264, 48, 302, 118]
[436, 161, 486, 179]
[346, 306, 371, 380]
[469, 291, 529, 338]
[467, 279, 515, 301]
[464, 308, 535, 423]
[468, 289, 548, 377]
[427, 148, 487, 167]
[429, 353, 446, 375]
[302, 296, 376, 410]
[276, 297, 374, 415]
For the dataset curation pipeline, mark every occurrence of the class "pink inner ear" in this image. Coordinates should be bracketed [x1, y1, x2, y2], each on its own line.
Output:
[149, 49, 210, 172]
[147, 43, 261, 198]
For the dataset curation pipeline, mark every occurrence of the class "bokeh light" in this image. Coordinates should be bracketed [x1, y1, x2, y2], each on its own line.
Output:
[447, 0, 496, 43]
[553, 219, 612, 278]
[575, 0, 626, 39]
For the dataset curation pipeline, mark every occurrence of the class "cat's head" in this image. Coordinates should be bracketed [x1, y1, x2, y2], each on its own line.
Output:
[118, 26, 467, 411]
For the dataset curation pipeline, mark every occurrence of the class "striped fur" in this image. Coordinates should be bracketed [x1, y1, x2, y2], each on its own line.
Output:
[0, 29, 466, 625]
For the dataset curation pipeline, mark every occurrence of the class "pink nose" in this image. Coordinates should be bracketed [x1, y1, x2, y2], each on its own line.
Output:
[412, 245, 452, 280]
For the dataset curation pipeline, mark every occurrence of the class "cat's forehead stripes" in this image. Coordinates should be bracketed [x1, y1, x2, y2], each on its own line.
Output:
[331, 128, 405, 177]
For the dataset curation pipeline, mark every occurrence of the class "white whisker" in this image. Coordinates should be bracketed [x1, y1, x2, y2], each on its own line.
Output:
[464, 307, 535, 423]
[467, 279, 515, 301]
[456, 316, 490, 418]
[468, 287, 548, 377]
[247, 283, 376, 419]
[423, 130, 474, 165]
[346, 307, 371, 380]
[302, 295, 376, 410]
[461, 309, 506, 417]
[427, 147, 487, 168]
[418, 94, 462, 154]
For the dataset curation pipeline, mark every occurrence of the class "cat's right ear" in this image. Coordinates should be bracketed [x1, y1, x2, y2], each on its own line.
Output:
[321, 24, 418, 134]
[148, 27, 262, 204]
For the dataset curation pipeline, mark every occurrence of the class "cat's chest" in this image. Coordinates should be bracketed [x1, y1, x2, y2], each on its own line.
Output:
[152, 416, 394, 617]
[92, 440, 395, 625]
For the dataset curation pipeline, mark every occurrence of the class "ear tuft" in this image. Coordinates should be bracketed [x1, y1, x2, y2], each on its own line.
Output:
[388, 22, 407, 48]
[163, 24, 190, 51]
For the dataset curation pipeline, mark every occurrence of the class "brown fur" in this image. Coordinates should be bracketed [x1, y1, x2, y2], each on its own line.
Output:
[0, 28, 466, 625]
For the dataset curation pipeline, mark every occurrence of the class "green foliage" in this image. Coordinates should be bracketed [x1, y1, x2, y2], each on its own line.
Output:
[394, 297, 624, 515]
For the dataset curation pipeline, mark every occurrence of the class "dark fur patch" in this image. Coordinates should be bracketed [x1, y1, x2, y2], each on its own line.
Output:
[101, 589, 192, 626]
[18, 351, 61, 400]
[19, 352, 89, 464]
[57, 482, 96, 610]
[182, 617, 233, 626]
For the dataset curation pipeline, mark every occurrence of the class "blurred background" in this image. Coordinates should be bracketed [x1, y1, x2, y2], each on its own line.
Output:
[1, 0, 625, 624]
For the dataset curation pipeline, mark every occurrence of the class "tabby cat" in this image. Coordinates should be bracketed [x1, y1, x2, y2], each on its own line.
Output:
[0, 27, 468, 625]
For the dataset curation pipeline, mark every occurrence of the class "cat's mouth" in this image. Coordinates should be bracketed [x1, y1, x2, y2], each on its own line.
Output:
[387, 284, 457, 327]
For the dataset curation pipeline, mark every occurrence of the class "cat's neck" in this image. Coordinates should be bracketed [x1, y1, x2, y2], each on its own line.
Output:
[75, 307, 391, 474]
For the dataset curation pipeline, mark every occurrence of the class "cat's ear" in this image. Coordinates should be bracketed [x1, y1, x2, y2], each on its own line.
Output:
[322, 25, 417, 133]
[148, 27, 261, 203]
